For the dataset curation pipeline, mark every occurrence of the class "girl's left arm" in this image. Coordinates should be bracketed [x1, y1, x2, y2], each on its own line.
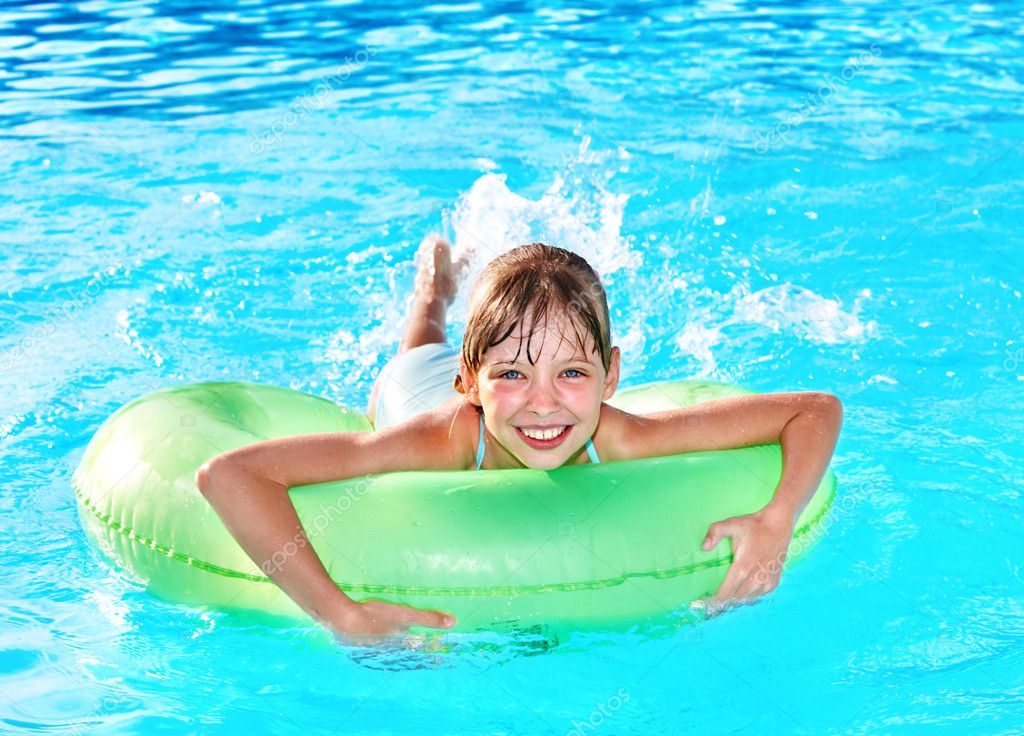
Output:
[619, 391, 843, 612]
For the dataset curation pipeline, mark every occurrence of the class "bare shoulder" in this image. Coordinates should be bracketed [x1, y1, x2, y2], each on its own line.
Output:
[591, 402, 644, 464]
[371, 395, 480, 472]
[425, 394, 482, 471]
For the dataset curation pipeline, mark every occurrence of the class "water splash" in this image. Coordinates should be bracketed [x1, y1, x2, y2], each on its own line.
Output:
[448, 136, 641, 304]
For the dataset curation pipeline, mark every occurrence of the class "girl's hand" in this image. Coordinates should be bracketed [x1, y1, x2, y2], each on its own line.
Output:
[692, 507, 796, 617]
[330, 599, 456, 646]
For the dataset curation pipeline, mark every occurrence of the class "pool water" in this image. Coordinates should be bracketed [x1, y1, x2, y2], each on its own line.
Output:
[2, 0, 1023, 732]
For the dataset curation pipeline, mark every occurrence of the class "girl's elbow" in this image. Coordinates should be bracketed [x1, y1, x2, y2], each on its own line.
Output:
[195, 454, 287, 501]
[806, 391, 843, 427]
[195, 459, 218, 498]
[806, 391, 839, 425]
[815, 391, 842, 412]
[195, 454, 238, 499]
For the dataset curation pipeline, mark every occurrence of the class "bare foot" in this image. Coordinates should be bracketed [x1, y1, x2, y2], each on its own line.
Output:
[414, 234, 468, 306]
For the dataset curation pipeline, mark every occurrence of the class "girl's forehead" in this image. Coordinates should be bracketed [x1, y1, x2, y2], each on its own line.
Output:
[485, 319, 597, 363]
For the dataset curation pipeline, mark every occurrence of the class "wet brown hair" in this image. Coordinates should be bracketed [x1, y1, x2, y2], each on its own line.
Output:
[456, 243, 611, 390]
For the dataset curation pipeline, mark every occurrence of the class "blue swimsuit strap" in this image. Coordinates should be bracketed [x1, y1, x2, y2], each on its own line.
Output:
[475, 414, 600, 469]
[475, 414, 486, 469]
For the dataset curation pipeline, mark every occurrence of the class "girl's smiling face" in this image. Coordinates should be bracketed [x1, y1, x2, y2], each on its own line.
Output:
[460, 308, 620, 470]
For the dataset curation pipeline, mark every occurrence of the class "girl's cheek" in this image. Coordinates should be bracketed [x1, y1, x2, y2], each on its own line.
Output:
[486, 384, 520, 403]
[487, 382, 509, 395]
[561, 382, 596, 400]
[489, 382, 520, 399]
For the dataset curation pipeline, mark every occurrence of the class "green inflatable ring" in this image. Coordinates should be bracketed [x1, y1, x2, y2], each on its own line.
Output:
[72, 380, 836, 634]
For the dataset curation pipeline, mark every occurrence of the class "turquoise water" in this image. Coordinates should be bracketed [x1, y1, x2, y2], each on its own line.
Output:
[2, 0, 1023, 732]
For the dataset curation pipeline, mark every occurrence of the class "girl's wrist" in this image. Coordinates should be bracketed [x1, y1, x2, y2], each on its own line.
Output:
[328, 600, 370, 636]
[756, 501, 799, 529]
[309, 588, 360, 628]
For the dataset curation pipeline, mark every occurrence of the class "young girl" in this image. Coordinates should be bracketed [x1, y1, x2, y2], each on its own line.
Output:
[197, 238, 842, 642]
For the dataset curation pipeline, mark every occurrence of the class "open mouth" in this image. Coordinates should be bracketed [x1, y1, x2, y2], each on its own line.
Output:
[515, 425, 571, 450]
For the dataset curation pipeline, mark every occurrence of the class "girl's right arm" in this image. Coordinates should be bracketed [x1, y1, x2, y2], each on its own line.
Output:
[195, 405, 471, 642]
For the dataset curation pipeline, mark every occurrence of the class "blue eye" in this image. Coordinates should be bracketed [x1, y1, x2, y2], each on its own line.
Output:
[498, 368, 585, 380]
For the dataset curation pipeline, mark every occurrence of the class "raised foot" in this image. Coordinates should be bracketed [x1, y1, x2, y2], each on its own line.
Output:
[414, 234, 469, 306]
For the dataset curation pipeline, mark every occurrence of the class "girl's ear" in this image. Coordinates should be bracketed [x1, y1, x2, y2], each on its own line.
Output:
[602, 346, 621, 400]
[457, 356, 482, 407]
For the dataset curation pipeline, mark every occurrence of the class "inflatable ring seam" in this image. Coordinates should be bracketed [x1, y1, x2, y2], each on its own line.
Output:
[73, 469, 837, 596]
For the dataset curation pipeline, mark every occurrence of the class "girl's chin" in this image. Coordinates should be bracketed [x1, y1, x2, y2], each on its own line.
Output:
[510, 441, 581, 470]
[519, 457, 565, 470]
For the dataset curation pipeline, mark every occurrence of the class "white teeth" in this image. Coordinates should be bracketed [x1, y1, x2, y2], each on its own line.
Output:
[521, 426, 566, 441]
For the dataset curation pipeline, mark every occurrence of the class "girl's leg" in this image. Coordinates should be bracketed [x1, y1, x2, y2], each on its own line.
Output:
[398, 236, 462, 354]
[367, 235, 465, 423]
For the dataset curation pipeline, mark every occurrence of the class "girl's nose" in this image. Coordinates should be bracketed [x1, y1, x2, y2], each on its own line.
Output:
[526, 380, 560, 415]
